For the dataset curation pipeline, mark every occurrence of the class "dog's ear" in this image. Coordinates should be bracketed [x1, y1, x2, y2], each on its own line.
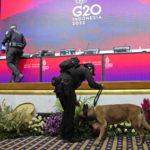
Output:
[82, 104, 88, 111]
[83, 104, 88, 116]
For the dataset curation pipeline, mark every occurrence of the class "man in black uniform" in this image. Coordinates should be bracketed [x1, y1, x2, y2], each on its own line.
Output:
[1, 25, 26, 83]
[52, 62, 104, 142]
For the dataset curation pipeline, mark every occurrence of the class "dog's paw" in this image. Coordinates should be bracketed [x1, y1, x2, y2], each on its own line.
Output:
[137, 142, 143, 146]
[94, 141, 99, 146]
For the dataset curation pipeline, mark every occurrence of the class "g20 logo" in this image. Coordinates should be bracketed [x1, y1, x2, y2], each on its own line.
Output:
[72, 4, 102, 17]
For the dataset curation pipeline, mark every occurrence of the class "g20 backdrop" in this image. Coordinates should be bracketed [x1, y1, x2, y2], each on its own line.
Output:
[0, 53, 150, 83]
[1, 0, 150, 54]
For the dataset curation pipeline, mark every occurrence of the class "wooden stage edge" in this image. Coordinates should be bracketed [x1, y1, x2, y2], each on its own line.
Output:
[0, 81, 150, 95]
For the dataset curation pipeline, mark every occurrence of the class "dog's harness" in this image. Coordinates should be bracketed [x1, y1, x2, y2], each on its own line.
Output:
[93, 89, 102, 106]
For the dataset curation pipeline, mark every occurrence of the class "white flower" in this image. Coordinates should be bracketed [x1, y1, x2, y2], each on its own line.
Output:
[131, 129, 135, 133]
[41, 121, 45, 125]
[32, 124, 38, 127]
[120, 122, 124, 126]
[39, 121, 45, 127]
[117, 128, 121, 132]
[114, 124, 117, 128]
[34, 124, 38, 127]
[124, 128, 128, 132]
[38, 115, 42, 121]
[29, 121, 32, 125]
[127, 123, 131, 127]
[109, 125, 113, 129]
[34, 128, 38, 131]
[34, 113, 38, 117]
[32, 117, 37, 121]
[125, 122, 131, 127]
[39, 122, 45, 127]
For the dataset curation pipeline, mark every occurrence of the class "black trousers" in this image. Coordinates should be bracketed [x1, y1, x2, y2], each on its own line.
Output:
[55, 73, 76, 139]
[6, 47, 23, 79]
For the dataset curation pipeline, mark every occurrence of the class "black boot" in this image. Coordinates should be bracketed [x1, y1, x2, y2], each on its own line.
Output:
[8, 74, 16, 83]
[17, 74, 24, 82]
[63, 137, 82, 143]
[9, 79, 15, 83]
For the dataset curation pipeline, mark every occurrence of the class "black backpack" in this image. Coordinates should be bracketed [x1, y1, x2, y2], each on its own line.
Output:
[59, 57, 80, 72]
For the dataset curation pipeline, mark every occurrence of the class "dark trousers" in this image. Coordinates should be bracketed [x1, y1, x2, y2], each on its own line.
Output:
[6, 47, 23, 79]
[60, 89, 76, 138]
[55, 74, 76, 138]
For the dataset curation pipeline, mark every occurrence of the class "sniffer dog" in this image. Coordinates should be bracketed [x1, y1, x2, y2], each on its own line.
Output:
[79, 104, 150, 146]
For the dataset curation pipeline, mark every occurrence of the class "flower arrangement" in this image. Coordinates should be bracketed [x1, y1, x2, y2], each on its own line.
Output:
[107, 121, 137, 136]
[42, 112, 62, 136]
[0, 100, 29, 139]
[1, 97, 150, 139]
[28, 113, 45, 135]
[141, 98, 150, 120]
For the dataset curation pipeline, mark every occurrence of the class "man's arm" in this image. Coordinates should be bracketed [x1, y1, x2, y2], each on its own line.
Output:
[84, 68, 103, 89]
[2, 30, 12, 45]
[22, 35, 27, 49]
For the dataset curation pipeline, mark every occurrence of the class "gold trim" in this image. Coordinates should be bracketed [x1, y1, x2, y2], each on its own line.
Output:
[1, 81, 150, 90]
[0, 90, 55, 95]
[76, 89, 150, 95]
[0, 89, 150, 95]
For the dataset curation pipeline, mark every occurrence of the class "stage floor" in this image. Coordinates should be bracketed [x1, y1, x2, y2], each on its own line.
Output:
[0, 136, 150, 150]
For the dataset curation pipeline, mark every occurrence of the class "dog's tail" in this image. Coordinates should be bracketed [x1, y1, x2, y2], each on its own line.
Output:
[142, 110, 150, 130]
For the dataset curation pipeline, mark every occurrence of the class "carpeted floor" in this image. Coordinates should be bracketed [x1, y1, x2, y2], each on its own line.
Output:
[0, 136, 150, 150]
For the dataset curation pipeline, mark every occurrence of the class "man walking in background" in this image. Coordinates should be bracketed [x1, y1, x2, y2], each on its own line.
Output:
[1, 24, 26, 83]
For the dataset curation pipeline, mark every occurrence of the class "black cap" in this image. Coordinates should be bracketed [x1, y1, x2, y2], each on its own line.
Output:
[84, 63, 95, 75]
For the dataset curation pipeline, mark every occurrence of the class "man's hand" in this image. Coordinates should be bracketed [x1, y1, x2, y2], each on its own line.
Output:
[101, 84, 105, 90]
[75, 100, 80, 107]
[1, 44, 6, 50]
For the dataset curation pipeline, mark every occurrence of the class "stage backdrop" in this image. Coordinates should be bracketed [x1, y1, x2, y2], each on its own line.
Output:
[104, 53, 150, 81]
[0, 58, 40, 83]
[1, 0, 150, 54]
[42, 55, 102, 82]
[1, 53, 150, 83]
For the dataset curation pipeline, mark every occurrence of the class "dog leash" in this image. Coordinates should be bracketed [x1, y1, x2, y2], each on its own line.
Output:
[93, 89, 102, 106]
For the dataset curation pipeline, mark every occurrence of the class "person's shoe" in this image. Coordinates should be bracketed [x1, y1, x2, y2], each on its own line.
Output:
[8, 79, 15, 83]
[63, 137, 82, 143]
[17, 74, 24, 82]
[57, 134, 65, 140]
